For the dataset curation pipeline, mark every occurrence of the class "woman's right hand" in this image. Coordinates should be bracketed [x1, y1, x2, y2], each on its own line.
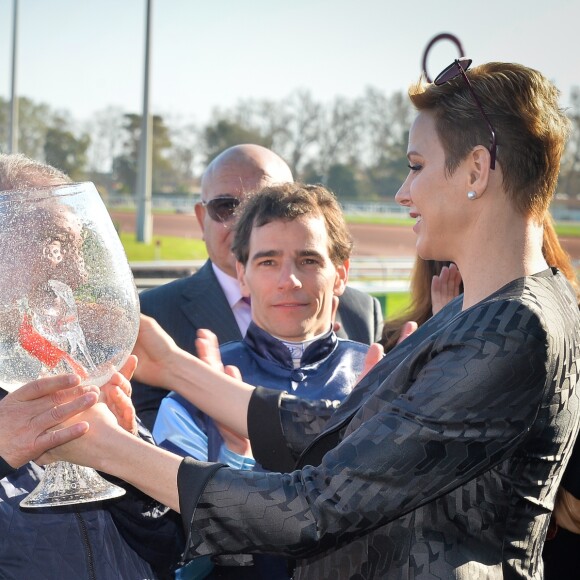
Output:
[100, 355, 139, 435]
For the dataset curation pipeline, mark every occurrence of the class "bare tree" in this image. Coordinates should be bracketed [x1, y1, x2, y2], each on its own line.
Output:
[165, 114, 201, 191]
[316, 96, 363, 180]
[358, 87, 412, 168]
[85, 106, 126, 174]
[560, 88, 580, 196]
[10, 97, 56, 161]
[275, 89, 322, 176]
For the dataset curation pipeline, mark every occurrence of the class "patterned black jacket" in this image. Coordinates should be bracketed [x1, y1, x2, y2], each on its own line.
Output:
[178, 269, 580, 579]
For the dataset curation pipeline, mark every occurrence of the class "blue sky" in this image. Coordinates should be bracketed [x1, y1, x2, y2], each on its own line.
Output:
[1, 0, 579, 124]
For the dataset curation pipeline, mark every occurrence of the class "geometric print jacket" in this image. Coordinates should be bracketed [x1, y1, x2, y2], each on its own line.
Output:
[177, 268, 580, 579]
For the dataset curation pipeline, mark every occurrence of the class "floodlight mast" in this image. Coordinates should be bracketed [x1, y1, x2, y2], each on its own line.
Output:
[136, 0, 153, 243]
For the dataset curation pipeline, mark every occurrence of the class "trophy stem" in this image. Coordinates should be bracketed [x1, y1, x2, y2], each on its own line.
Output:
[20, 461, 126, 508]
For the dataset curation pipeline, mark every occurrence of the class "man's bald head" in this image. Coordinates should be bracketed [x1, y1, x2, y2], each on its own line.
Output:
[201, 144, 293, 197]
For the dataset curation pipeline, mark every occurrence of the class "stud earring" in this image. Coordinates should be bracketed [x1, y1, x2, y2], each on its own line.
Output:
[467, 191, 477, 200]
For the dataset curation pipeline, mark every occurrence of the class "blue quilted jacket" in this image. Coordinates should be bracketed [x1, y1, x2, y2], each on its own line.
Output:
[163, 322, 369, 464]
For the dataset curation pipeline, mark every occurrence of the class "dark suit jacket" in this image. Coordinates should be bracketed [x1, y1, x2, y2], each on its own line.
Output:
[132, 259, 382, 431]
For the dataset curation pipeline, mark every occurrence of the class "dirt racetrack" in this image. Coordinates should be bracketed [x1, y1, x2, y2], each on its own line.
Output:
[109, 211, 580, 260]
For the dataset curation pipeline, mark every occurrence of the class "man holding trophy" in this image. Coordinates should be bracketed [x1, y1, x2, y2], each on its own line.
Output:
[0, 154, 182, 580]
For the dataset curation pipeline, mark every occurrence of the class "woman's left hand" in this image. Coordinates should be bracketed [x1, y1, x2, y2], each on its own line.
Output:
[99, 355, 138, 435]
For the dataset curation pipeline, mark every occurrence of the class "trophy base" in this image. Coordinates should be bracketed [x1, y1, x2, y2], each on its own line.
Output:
[20, 460, 126, 508]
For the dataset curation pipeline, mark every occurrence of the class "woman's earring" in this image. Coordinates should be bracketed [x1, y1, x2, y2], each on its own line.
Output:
[467, 191, 477, 200]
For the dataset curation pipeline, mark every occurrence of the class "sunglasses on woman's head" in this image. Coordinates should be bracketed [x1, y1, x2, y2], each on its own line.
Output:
[201, 196, 241, 223]
[434, 57, 497, 170]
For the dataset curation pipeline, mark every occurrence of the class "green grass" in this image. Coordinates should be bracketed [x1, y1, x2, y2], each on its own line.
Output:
[345, 215, 413, 227]
[120, 233, 208, 261]
[371, 292, 412, 320]
[554, 223, 580, 237]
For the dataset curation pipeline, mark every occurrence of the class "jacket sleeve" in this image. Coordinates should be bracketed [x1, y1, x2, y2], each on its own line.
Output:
[153, 395, 210, 460]
[178, 300, 554, 560]
[248, 387, 341, 472]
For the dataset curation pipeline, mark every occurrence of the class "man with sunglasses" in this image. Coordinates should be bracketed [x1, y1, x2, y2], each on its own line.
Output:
[132, 144, 383, 432]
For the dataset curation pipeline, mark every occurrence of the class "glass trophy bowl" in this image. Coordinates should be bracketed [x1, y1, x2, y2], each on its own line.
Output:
[0, 182, 140, 507]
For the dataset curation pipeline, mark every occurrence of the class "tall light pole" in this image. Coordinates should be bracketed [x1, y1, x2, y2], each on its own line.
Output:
[8, 0, 19, 153]
[136, 0, 153, 243]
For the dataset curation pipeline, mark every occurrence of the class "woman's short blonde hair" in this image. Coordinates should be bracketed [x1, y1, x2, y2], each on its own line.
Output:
[409, 62, 570, 220]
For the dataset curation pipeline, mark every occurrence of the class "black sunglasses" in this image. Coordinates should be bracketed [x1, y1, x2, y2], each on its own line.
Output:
[434, 57, 497, 170]
[201, 196, 241, 223]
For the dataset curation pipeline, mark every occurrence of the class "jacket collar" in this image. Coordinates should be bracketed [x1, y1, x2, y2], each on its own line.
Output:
[244, 321, 337, 368]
